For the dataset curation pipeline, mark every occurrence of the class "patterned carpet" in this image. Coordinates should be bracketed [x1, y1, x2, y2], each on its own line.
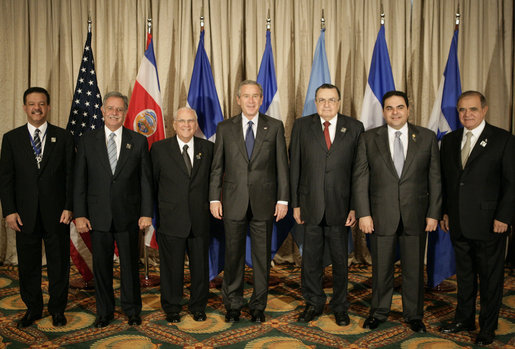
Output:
[0, 263, 513, 348]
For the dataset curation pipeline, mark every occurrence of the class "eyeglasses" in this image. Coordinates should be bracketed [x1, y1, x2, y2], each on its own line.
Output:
[175, 119, 196, 124]
[104, 106, 125, 113]
[316, 98, 339, 105]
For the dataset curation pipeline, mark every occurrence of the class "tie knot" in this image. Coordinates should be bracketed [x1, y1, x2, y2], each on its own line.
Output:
[395, 131, 402, 138]
[34, 129, 40, 135]
[465, 131, 472, 139]
[248, 121, 253, 127]
[109, 132, 116, 140]
[183, 144, 189, 152]
[323, 121, 330, 128]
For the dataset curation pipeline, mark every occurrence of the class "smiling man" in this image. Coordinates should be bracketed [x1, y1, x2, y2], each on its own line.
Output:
[74, 91, 153, 328]
[209, 80, 289, 323]
[353, 90, 441, 333]
[439, 91, 515, 345]
[150, 107, 213, 324]
[0, 87, 74, 328]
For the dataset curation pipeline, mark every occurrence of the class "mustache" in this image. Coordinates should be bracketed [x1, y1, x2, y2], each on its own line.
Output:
[106, 115, 122, 120]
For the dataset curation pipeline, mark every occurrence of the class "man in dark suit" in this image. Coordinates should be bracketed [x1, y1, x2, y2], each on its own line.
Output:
[0, 87, 74, 328]
[210, 80, 289, 323]
[439, 91, 514, 345]
[151, 107, 213, 324]
[353, 90, 441, 333]
[74, 91, 153, 328]
[290, 83, 363, 325]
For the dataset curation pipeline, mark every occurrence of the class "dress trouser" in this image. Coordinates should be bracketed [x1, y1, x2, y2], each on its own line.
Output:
[90, 226, 141, 318]
[451, 233, 506, 336]
[369, 220, 426, 321]
[222, 207, 273, 312]
[158, 231, 209, 314]
[16, 209, 70, 316]
[301, 218, 350, 313]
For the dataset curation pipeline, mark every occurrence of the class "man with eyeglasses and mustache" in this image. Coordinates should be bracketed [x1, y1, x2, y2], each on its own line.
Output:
[74, 91, 153, 328]
[290, 83, 364, 325]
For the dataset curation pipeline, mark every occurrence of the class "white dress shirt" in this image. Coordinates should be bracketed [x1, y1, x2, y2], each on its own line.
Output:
[461, 120, 486, 157]
[27, 121, 48, 156]
[387, 123, 408, 160]
[104, 126, 123, 160]
[177, 137, 194, 164]
[242, 113, 258, 139]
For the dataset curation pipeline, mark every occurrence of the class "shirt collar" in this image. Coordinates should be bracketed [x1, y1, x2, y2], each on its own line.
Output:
[464, 120, 486, 139]
[242, 113, 259, 127]
[387, 123, 408, 136]
[176, 136, 194, 150]
[104, 125, 123, 139]
[319, 114, 337, 126]
[27, 121, 48, 136]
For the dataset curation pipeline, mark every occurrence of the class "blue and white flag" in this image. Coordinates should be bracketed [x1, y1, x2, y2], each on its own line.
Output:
[188, 30, 224, 142]
[245, 29, 295, 267]
[302, 28, 331, 116]
[187, 30, 225, 280]
[360, 25, 395, 130]
[426, 28, 461, 288]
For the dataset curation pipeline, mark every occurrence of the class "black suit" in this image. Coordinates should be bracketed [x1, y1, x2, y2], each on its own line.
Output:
[0, 123, 74, 316]
[209, 113, 289, 311]
[74, 127, 153, 318]
[441, 123, 515, 336]
[290, 113, 363, 312]
[151, 136, 213, 314]
[353, 123, 441, 321]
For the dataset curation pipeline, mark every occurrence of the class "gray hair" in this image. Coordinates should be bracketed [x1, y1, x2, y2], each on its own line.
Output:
[103, 91, 129, 110]
[237, 80, 263, 97]
[174, 107, 198, 120]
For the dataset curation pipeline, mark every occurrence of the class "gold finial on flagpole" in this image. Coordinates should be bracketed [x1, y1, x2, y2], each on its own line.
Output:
[266, 9, 271, 31]
[321, 9, 325, 30]
[88, 16, 92, 33]
[380, 3, 385, 25]
[147, 18, 152, 34]
[200, 4, 205, 32]
[455, 4, 460, 28]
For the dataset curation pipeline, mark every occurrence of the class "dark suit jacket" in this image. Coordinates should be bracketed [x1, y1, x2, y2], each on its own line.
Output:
[73, 127, 153, 232]
[0, 123, 74, 234]
[209, 113, 289, 221]
[290, 113, 364, 226]
[441, 123, 515, 240]
[353, 123, 442, 235]
[151, 136, 213, 238]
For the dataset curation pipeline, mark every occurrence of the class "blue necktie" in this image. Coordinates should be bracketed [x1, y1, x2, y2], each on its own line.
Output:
[107, 133, 117, 174]
[245, 121, 254, 159]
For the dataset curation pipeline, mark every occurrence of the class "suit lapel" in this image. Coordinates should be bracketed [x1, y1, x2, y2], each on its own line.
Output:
[251, 114, 269, 161]
[114, 128, 133, 178]
[232, 115, 248, 161]
[309, 114, 328, 152]
[191, 137, 204, 178]
[464, 123, 490, 169]
[331, 114, 348, 151]
[374, 125, 398, 177]
[38, 124, 56, 173]
[402, 124, 419, 177]
[21, 125, 39, 171]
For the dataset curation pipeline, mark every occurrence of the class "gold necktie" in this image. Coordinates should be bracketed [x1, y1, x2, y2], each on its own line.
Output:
[461, 131, 472, 167]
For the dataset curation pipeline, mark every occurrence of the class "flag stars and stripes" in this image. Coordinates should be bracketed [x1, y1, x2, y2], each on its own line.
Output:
[77, 89, 82, 94]
[73, 110, 78, 114]
[81, 68, 86, 73]
[83, 57, 88, 62]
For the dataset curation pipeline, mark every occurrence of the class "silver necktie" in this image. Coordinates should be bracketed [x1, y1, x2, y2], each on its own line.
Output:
[107, 133, 117, 174]
[393, 131, 404, 177]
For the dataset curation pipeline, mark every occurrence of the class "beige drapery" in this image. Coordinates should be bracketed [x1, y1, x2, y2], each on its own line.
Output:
[0, 0, 513, 264]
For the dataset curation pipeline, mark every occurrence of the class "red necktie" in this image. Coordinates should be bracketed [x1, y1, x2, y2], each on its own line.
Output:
[323, 121, 331, 150]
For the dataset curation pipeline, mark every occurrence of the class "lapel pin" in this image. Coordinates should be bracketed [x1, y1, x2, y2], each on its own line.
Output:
[196, 153, 202, 160]
[51, 137, 56, 142]
[412, 133, 416, 141]
[340, 127, 347, 133]
[126, 143, 132, 150]
[480, 139, 487, 147]
[263, 126, 268, 130]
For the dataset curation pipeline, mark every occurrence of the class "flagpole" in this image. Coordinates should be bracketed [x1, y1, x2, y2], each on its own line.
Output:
[140, 16, 160, 288]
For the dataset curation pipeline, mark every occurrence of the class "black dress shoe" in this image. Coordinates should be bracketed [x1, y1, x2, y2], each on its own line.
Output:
[17, 312, 42, 328]
[476, 333, 494, 346]
[250, 309, 265, 323]
[225, 309, 240, 323]
[192, 311, 207, 322]
[334, 312, 350, 326]
[439, 322, 475, 334]
[93, 314, 113, 328]
[166, 312, 181, 323]
[409, 319, 426, 333]
[363, 316, 383, 330]
[128, 314, 141, 326]
[298, 305, 322, 323]
[51, 313, 67, 327]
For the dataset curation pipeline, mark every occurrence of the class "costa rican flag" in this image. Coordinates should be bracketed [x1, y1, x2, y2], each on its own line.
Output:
[125, 33, 165, 249]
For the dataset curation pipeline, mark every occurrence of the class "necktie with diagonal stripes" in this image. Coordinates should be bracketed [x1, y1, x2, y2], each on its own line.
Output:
[107, 133, 117, 174]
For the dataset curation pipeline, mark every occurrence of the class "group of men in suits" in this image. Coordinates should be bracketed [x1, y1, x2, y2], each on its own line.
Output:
[0, 85, 512, 345]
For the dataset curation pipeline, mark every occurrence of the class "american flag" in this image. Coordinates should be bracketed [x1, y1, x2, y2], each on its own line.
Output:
[67, 30, 103, 145]
[66, 28, 103, 283]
